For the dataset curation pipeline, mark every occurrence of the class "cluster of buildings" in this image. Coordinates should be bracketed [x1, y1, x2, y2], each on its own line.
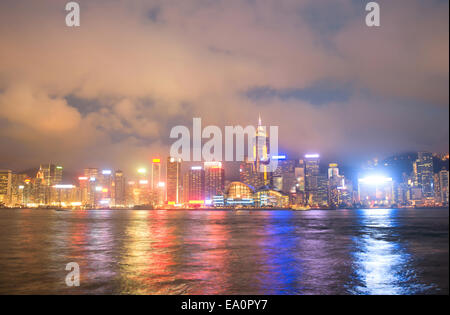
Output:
[0, 117, 448, 210]
[1, 152, 448, 210]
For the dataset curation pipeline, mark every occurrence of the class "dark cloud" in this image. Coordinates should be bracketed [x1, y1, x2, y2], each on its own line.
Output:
[0, 0, 448, 175]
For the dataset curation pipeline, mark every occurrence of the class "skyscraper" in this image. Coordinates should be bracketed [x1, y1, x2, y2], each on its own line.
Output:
[38, 164, 63, 186]
[114, 170, 126, 206]
[293, 160, 306, 205]
[182, 172, 190, 203]
[151, 159, 161, 190]
[254, 116, 271, 186]
[272, 155, 297, 194]
[328, 163, 339, 179]
[204, 161, 225, 200]
[415, 152, 434, 198]
[188, 166, 205, 201]
[36, 164, 63, 205]
[100, 169, 113, 201]
[440, 170, 449, 205]
[0, 170, 12, 206]
[304, 154, 320, 205]
[317, 174, 329, 207]
[166, 157, 182, 203]
[84, 168, 99, 207]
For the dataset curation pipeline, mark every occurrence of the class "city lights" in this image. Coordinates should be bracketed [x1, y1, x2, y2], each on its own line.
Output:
[137, 168, 147, 174]
[188, 200, 204, 204]
[0, 1, 447, 298]
[358, 176, 393, 185]
[0, 132, 447, 211]
[53, 184, 75, 189]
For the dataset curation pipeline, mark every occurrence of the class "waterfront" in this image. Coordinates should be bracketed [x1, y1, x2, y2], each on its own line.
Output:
[0, 208, 447, 295]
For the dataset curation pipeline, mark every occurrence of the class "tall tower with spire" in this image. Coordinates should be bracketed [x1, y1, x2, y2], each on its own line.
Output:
[241, 115, 272, 189]
[255, 115, 271, 186]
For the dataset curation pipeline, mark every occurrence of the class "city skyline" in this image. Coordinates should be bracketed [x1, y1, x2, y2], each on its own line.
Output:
[0, 0, 448, 297]
[1, 148, 448, 210]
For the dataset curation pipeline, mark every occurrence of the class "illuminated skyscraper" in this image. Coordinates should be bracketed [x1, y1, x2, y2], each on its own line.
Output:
[440, 170, 449, 205]
[317, 175, 329, 207]
[327, 163, 345, 207]
[293, 160, 306, 205]
[100, 169, 113, 202]
[151, 159, 161, 189]
[38, 164, 63, 186]
[182, 172, 190, 203]
[253, 116, 271, 186]
[84, 168, 99, 207]
[328, 163, 339, 179]
[36, 164, 63, 205]
[272, 155, 297, 194]
[78, 176, 89, 205]
[188, 166, 205, 201]
[415, 152, 434, 198]
[204, 161, 225, 200]
[0, 170, 12, 206]
[304, 154, 320, 205]
[114, 170, 126, 206]
[166, 157, 182, 203]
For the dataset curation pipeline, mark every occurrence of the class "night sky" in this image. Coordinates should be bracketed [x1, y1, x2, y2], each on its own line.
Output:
[0, 0, 448, 176]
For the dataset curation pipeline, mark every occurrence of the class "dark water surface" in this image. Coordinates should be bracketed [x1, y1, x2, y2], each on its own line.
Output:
[0, 208, 447, 295]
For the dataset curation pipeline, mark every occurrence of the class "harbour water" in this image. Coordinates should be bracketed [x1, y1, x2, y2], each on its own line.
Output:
[0, 208, 447, 295]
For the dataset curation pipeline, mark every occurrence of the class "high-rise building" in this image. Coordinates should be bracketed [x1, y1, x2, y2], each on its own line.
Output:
[272, 155, 297, 194]
[36, 164, 63, 205]
[100, 169, 113, 202]
[0, 170, 13, 206]
[78, 176, 89, 205]
[38, 164, 63, 186]
[304, 154, 320, 205]
[182, 172, 190, 203]
[317, 175, 329, 207]
[439, 170, 449, 205]
[204, 161, 225, 200]
[114, 170, 126, 206]
[327, 163, 345, 207]
[151, 159, 161, 190]
[10, 173, 28, 206]
[166, 157, 182, 204]
[247, 116, 272, 188]
[433, 173, 441, 204]
[415, 152, 434, 199]
[84, 168, 99, 207]
[188, 166, 205, 201]
[328, 163, 339, 179]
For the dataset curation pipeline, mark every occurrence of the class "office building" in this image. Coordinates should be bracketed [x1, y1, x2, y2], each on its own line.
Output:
[166, 157, 182, 204]
[188, 166, 205, 201]
[204, 161, 225, 200]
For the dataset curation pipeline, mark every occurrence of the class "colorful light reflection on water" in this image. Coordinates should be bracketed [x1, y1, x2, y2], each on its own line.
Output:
[0, 208, 447, 294]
